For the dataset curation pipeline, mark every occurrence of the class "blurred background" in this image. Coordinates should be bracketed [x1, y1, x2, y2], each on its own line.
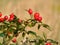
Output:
[0, 0, 60, 45]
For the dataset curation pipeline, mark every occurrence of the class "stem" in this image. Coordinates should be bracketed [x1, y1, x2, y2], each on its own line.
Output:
[30, 15, 33, 19]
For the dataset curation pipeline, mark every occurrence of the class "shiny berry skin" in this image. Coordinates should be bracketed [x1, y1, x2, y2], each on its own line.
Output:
[0, 18, 4, 22]
[0, 12, 2, 17]
[34, 12, 40, 20]
[4, 16, 8, 20]
[12, 37, 17, 43]
[37, 16, 42, 22]
[46, 42, 52, 45]
[34, 12, 40, 17]
[34, 16, 39, 20]
[9, 13, 14, 21]
[34, 12, 42, 22]
[8, 18, 14, 21]
[10, 13, 14, 18]
[28, 9, 33, 15]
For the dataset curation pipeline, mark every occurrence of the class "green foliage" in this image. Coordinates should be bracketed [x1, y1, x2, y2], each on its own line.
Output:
[38, 24, 41, 30]
[0, 13, 58, 45]
[43, 32, 47, 40]
[0, 43, 2, 45]
[22, 32, 26, 37]
[0, 33, 5, 37]
[42, 23, 51, 31]
[46, 39, 58, 44]
[27, 31, 36, 36]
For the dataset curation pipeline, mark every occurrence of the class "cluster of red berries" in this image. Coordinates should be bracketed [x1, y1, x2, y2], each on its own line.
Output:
[0, 9, 55, 45]
[0, 12, 14, 22]
[28, 9, 52, 45]
[0, 8, 42, 22]
[0, 12, 16, 43]
[28, 9, 42, 22]
[0, 12, 22, 23]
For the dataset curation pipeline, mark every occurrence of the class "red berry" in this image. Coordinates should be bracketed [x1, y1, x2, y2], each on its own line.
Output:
[34, 12, 40, 20]
[46, 42, 52, 45]
[8, 18, 14, 21]
[12, 37, 16, 43]
[34, 12, 40, 17]
[34, 12, 42, 22]
[10, 13, 14, 18]
[37, 16, 42, 22]
[0, 12, 2, 17]
[34, 16, 39, 20]
[18, 19, 22, 23]
[0, 18, 4, 22]
[28, 9, 33, 15]
[9, 13, 14, 21]
[4, 16, 8, 20]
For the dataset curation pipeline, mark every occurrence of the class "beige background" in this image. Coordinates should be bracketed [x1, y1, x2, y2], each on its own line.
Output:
[0, 0, 60, 45]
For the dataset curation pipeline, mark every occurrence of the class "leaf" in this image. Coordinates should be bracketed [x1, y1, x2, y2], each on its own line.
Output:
[31, 20, 37, 26]
[0, 33, 5, 37]
[39, 39, 44, 43]
[43, 32, 47, 40]
[4, 21, 10, 25]
[22, 32, 26, 37]
[0, 43, 2, 45]
[0, 25, 7, 30]
[9, 28, 14, 33]
[28, 19, 37, 27]
[27, 31, 36, 36]
[35, 40, 41, 45]
[46, 39, 58, 44]
[42, 23, 51, 31]
[0, 25, 2, 30]
[38, 24, 41, 30]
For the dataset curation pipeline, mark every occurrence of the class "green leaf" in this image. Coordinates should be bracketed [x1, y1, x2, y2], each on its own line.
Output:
[46, 39, 58, 44]
[39, 39, 44, 43]
[28, 19, 37, 27]
[43, 32, 47, 40]
[22, 32, 26, 37]
[0, 25, 2, 30]
[38, 24, 41, 30]
[0, 33, 5, 37]
[28, 23, 32, 27]
[0, 43, 2, 45]
[35, 40, 41, 45]
[42, 24, 51, 31]
[27, 31, 36, 36]
[0, 25, 7, 30]
[4, 21, 10, 25]
[31, 20, 37, 26]
[9, 28, 14, 33]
